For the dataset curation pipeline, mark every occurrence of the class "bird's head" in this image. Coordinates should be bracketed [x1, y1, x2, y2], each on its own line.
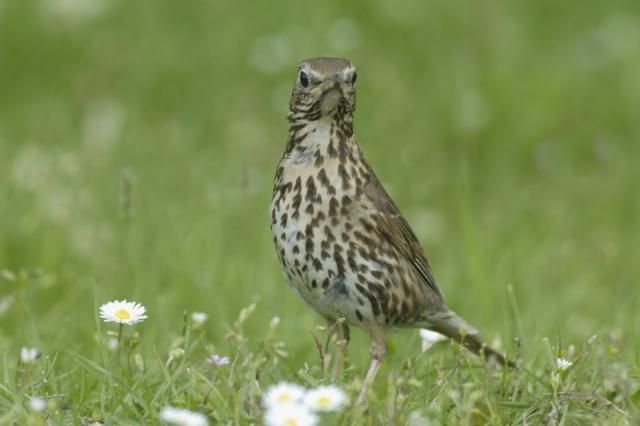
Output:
[289, 57, 357, 121]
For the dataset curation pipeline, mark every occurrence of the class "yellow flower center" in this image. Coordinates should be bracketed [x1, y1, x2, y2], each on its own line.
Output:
[317, 395, 331, 406]
[115, 309, 131, 320]
[284, 418, 298, 426]
[277, 393, 291, 402]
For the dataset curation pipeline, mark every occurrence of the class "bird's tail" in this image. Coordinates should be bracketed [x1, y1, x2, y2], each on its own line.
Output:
[426, 310, 516, 368]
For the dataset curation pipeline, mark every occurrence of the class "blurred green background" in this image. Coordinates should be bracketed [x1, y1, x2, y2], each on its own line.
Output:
[1, 0, 639, 368]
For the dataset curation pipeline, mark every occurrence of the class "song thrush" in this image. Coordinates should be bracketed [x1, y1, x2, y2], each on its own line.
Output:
[270, 57, 513, 403]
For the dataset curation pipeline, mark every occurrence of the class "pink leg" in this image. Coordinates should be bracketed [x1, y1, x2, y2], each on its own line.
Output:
[356, 325, 386, 404]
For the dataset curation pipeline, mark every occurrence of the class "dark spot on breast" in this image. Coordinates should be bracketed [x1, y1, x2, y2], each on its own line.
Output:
[328, 141, 337, 158]
[333, 251, 345, 275]
[279, 182, 293, 198]
[338, 163, 351, 190]
[329, 197, 339, 217]
[355, 309, 363, 321]
[368, 296, 381, 317]
[348, 255, 358, 272]
[369, 282, 388, 315]
[356, 283, 380, 317]
[317, 168, 330, 188]
[359, 218, 374, 233]
[313, 258, 323, 271]
[338, 138, 348, 162]
[305, 176, 317, 202]
[323, 226, 336, 242]
[358, 247, 370, 260]
[292, 193, 302, 217]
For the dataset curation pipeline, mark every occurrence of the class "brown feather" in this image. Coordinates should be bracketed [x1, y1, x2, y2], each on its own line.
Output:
[361, 159, 443, 298]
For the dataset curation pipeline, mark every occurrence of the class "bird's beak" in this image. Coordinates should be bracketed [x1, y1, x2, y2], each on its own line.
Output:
[320, 87, 343, 114]
[325, 74, 348, 95]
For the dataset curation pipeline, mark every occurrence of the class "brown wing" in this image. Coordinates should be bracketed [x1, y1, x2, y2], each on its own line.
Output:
[361, 160, 443, 298]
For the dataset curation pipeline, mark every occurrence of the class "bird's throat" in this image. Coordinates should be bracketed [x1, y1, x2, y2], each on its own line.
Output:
[285, 114, 354, 161]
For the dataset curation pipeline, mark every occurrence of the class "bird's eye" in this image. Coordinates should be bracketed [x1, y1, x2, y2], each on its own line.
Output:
[351, 71, 357, 84]
[299, 71, 309, 88]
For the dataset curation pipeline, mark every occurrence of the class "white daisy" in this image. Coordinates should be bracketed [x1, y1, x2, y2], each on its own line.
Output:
[303, 385, 348, 412]
[555, 357, 573, 371]
[263, 382, 306, 409]
[191, 312, 208, 326]
[264, 403, 318, 426]
[419, 329, 447, 352]
[159, 406, 208, 426]
[20, 347, 39, 363]
[99, 300, 147, 325]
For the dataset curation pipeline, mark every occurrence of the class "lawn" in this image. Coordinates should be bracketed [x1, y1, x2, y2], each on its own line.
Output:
[1, 0, 639, 424]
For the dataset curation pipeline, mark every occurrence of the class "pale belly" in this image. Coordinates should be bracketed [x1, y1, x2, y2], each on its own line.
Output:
[270, 194, 363, 323]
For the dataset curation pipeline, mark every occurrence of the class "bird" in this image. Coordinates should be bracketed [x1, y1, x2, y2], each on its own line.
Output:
[270, 57, 514, 403]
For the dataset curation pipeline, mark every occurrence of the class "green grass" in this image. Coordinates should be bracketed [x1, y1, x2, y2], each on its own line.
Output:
[1, 0, 639, 424]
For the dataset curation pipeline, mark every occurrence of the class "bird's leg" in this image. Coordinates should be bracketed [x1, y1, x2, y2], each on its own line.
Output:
[319, 319, 336, 378]
[332, 322, 350, 382]
[356, 324, 386, 404]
